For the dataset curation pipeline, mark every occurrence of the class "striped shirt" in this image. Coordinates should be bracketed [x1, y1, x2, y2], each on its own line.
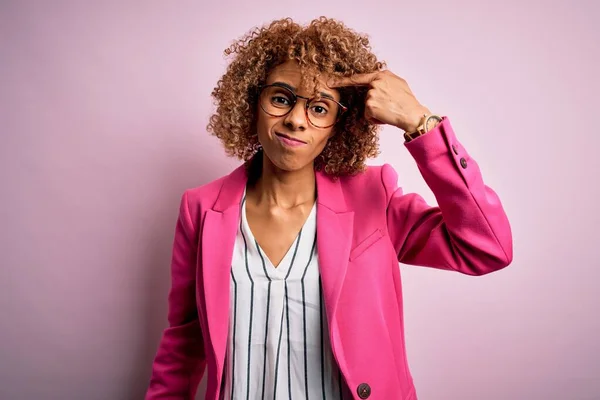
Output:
[220, 194, 346, 400]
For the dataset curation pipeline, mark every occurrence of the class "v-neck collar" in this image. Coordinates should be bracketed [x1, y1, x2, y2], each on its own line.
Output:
[240, 190, 316, 279]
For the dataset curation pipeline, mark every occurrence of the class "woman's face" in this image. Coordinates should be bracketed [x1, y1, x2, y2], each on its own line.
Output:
[255, 60, 341, 173]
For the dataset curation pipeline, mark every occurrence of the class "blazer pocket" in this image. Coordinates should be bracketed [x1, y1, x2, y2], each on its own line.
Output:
[349, 228, 385, 261]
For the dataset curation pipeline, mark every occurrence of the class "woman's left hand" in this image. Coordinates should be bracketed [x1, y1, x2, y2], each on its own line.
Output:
[327, 70, 431, 133]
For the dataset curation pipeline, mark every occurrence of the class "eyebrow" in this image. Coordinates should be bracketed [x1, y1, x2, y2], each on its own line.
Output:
[272, 81, 336, 101]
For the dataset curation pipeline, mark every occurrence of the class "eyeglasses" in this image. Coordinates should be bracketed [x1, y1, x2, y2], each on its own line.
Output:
[258, 83, 347, 129]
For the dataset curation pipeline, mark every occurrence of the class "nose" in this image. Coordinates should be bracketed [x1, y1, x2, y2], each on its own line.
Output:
[283, 99, 308, 131]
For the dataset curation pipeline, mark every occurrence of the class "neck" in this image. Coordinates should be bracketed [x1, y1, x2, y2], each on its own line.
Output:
[250, 154, 316, 209]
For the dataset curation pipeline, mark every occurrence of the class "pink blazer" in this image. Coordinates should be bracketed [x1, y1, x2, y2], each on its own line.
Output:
[145, 117, 513, 400]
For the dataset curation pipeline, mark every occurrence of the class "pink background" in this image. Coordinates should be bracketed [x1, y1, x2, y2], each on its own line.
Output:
[1, 1, 599, 399]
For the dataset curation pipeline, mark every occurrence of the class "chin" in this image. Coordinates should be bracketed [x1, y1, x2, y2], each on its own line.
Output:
[264, 149, 311, 173]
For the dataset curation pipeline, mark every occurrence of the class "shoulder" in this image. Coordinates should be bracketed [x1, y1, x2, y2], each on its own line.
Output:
[336, 163, 401, 208]
[340, 163, 400, 195]
[177, 166, 243, 230]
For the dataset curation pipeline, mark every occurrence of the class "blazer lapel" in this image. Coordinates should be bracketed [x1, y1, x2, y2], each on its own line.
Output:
[200, 164, 247, 385]
[315, 170, 354, 374]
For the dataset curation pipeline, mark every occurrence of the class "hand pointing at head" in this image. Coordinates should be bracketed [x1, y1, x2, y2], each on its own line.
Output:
[327, 70, 431, 133]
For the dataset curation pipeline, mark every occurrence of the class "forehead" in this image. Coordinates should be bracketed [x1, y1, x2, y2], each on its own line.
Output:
[265, 60, 339, 100]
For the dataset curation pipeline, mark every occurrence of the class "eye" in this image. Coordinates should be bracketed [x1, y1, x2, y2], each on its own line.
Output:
[311, 105, 328, 114]
[309, 101, 330, 116]
[270, 95, 292, 107]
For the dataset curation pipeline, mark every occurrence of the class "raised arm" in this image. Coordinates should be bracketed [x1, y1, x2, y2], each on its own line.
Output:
[384, 117, 513, 275]
[328, 70, 513, 275]
[146, 191, 206, 398]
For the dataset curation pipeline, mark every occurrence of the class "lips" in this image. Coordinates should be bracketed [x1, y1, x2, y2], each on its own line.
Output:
[275, 132, 307, 144]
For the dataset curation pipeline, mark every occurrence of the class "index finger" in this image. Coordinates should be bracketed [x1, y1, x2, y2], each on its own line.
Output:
[327, 72, 379, 88]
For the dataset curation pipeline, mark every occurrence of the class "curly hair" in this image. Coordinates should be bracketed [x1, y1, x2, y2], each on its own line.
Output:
[206, 16, 386, 176]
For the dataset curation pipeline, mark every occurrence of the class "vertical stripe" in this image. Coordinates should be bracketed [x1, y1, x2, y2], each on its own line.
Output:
[273, 293, 286, 398]
[285, 229, 303, 400]
[285, 284, 292, 400]
[240, 197, 255, 400]
[301, 236, 318, 400]
[256, 241, 271, 400]
[319, 279, 326, 400]
[230, 269, 238, 400]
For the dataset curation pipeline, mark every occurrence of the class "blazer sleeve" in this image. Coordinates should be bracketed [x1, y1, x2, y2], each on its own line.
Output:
[383, 117, 513, 275]
[146, 191, 206, 399]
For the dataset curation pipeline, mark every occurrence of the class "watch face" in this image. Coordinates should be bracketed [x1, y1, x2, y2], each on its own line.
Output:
[425, 115, 442, 130]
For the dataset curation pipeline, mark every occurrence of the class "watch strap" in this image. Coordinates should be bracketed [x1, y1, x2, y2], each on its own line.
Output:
[404, 113, 443, 142]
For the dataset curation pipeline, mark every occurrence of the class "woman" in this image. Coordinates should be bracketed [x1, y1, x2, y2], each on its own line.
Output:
[146, 17, 513, 400]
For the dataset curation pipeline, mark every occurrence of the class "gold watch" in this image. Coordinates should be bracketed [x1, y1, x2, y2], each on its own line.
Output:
[403, 113, 443, 142]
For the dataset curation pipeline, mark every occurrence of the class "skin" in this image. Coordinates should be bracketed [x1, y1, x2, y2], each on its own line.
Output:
[245, 59, 435, 268]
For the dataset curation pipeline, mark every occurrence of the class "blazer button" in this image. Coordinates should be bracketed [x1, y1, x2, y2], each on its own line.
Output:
[452, 144, 459, 154]
[460, 157, 468, 169]
[357, 383, 371, 399]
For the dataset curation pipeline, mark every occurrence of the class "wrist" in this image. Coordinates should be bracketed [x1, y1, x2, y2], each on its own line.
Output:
[403, 107, 431, 133]
[402, 110, 443, 143]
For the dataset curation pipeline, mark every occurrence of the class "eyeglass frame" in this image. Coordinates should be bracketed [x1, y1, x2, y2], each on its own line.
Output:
[257, 82, 348, 129]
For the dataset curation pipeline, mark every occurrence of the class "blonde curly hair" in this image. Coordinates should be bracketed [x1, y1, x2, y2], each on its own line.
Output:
[206, 16, 386, 176]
